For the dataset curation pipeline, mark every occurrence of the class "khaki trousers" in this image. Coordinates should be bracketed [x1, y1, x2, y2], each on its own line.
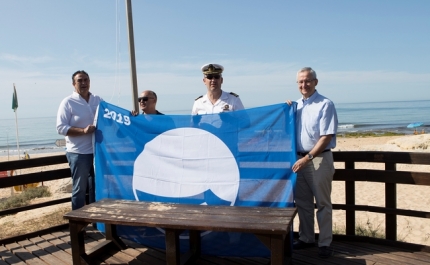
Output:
[295, 151, 335, 247]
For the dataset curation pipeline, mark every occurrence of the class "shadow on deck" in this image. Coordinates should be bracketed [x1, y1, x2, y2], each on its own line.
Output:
[1, 226, 429, 265]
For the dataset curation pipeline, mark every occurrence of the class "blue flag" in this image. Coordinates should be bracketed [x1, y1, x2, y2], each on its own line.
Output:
[94, 101, 297, 257]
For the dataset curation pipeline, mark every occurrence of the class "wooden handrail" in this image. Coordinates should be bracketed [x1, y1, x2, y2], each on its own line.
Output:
[333, 151, 430, 241]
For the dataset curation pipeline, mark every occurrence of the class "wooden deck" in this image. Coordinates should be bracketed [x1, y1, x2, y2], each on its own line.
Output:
[1, 226, 429, 265]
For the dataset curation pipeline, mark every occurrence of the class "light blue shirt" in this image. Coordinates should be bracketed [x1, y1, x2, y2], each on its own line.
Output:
[295, 91, 338, 152]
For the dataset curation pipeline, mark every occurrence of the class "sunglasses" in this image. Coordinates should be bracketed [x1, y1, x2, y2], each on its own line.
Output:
[205, 74, 221, 80]
[137, 97, 154, 102]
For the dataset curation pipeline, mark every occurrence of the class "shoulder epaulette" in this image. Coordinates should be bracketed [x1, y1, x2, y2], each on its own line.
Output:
[195, 95, 203, 101]
[229, 92, 239, 97]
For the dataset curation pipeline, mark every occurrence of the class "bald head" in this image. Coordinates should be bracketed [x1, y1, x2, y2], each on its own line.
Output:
[138, 90, 158, 114]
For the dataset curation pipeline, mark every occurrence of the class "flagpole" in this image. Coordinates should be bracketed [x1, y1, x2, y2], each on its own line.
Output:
[12, 84, 21, 160]
[125, 0, 139, 112]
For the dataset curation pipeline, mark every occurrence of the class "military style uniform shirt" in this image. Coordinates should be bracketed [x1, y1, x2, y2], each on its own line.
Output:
[191, 90, 244, 115]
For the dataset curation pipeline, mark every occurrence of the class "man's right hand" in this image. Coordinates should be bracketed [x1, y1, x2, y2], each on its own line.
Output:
[131, 110, 139, 116]
[285, 100, 293, 106]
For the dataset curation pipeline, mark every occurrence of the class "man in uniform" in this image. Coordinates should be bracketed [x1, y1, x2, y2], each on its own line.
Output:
[192, 63, 244, 114]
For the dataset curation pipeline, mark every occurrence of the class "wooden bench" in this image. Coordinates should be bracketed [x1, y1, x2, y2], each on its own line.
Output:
[63, 199, 297, 265]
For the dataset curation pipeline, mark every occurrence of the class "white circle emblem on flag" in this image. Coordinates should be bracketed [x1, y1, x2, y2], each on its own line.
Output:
[132, 128, 240, 206]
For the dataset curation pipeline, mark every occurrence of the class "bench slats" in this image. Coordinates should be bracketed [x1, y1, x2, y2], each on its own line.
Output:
[64, 199, 296, 234]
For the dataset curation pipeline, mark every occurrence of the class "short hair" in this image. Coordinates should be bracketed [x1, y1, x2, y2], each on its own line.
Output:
[72, 70, 90, 83]
[297, 67, 317, 80]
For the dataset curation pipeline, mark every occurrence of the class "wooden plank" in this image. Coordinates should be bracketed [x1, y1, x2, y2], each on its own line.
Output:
[4, 242, 47, 265]
[28, 237, 73, 265]
[64, 200, 296, 234]
[333, 151, 430, 165]
[17, 239, 68, 265]
[0, 198, 70, 217]
[332, 204, 430, 218]
[0, 154, 67, 171]
[385, 162, 397, 241]
[0, 245, 27, 265]
[338, 241, 429, 265]
[345, 160, 356, 236]
[0, 168, 70, 189]
[334, 169, 430, 186]
[349, 241, 430, 265]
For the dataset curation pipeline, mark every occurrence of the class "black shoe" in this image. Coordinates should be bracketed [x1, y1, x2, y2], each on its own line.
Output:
[318, 246, 333, 258]
[293, 240, 315, 250]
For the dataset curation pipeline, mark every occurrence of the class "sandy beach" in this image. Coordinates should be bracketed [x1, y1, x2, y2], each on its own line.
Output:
[1, 134, 429, 245]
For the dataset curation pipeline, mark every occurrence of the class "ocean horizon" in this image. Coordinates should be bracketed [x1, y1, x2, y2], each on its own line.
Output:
[1, 99, 429, 157]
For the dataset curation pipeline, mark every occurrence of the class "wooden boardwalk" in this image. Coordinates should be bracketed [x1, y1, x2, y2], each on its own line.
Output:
[1, 227, 429, 265]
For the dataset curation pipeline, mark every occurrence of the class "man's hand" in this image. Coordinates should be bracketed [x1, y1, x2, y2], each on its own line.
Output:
[285, 100, 293, 106]
[83, 125, 96, 134]
[292, 156, 310, 173]
[131, 110, 139, 116]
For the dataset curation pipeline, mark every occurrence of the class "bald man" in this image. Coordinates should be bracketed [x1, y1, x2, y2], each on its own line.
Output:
[131, 90, 163, 115]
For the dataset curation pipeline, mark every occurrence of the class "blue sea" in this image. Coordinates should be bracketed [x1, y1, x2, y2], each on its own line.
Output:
[1, 100, 429, 157]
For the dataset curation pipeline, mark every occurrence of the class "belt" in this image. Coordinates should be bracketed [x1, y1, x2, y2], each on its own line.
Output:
[297, 149, 330, 157]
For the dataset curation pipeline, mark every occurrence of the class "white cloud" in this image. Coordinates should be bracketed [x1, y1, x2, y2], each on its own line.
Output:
[0, 53, 53, 65]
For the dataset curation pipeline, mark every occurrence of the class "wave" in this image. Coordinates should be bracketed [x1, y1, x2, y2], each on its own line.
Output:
[338, 124, 354, 129]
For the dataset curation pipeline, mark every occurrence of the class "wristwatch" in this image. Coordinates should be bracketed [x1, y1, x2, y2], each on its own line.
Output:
[307, 153, 314, 160]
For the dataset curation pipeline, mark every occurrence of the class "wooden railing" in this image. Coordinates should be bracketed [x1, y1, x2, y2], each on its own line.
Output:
[1, 152, 430, 250]
[332, 151, 430, 248]
[0, 154, 70, 217]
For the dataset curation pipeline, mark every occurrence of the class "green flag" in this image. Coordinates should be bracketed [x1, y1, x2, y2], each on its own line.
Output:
[12, 85, 18, 112]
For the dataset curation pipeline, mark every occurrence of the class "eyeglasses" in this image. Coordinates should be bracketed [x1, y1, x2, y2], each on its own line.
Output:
[205, 74, 221, 80]
[138, 97, 155, 102]
[297, 79, 315, 85]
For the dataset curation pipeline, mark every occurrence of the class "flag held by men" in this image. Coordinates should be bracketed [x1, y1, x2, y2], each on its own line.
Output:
[94, 101, 297, 257]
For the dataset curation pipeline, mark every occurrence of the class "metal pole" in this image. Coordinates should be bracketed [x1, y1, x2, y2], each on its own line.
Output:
[125, 0, 139, 112]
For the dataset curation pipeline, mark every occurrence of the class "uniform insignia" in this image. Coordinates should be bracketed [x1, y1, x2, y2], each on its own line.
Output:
[195, 95, 203, 101]
[229, 92, 239, 97]
[223, 105, 230, 111]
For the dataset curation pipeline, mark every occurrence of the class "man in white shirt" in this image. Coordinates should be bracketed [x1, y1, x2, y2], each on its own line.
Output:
[56, 70, 102, 210]
[192, 63, 244, 115]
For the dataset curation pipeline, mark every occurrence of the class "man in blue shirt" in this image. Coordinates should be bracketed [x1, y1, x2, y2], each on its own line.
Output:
[290, 67, 338, 258]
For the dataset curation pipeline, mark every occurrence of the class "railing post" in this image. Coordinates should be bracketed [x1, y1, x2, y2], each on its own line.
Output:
[345, 161, 355, 236]
[385, 162, 397, 241]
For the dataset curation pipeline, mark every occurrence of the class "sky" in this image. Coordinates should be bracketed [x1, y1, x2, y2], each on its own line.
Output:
[1, 0, 429, 119]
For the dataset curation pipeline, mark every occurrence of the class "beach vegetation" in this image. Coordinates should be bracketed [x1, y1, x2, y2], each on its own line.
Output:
[333, 219, 385, 239]
[0, 186, 51, 210]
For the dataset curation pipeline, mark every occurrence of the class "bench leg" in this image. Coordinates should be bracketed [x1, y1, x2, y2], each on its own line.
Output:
[69, 221, 89, 265]
[255, 234, 292, 265]
[165, 229, 181, 265]
[105, 224, 127, 250]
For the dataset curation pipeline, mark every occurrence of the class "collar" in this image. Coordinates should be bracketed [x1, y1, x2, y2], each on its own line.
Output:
[301, 90, 318, 103]
[202, 90, 227, 103]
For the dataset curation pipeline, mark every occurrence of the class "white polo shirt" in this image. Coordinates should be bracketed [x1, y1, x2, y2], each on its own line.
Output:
[56, 91, 103, 154]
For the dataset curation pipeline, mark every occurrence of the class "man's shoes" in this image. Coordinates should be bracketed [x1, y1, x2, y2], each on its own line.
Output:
[318, 246, 333, 258]
[293, 240, 315, 250]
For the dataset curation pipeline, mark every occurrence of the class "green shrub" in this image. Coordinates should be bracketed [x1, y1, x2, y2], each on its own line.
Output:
[0, 186, 51, 210]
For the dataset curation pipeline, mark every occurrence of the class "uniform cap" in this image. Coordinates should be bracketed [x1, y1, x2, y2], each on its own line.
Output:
[201, 63, 224, 75]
